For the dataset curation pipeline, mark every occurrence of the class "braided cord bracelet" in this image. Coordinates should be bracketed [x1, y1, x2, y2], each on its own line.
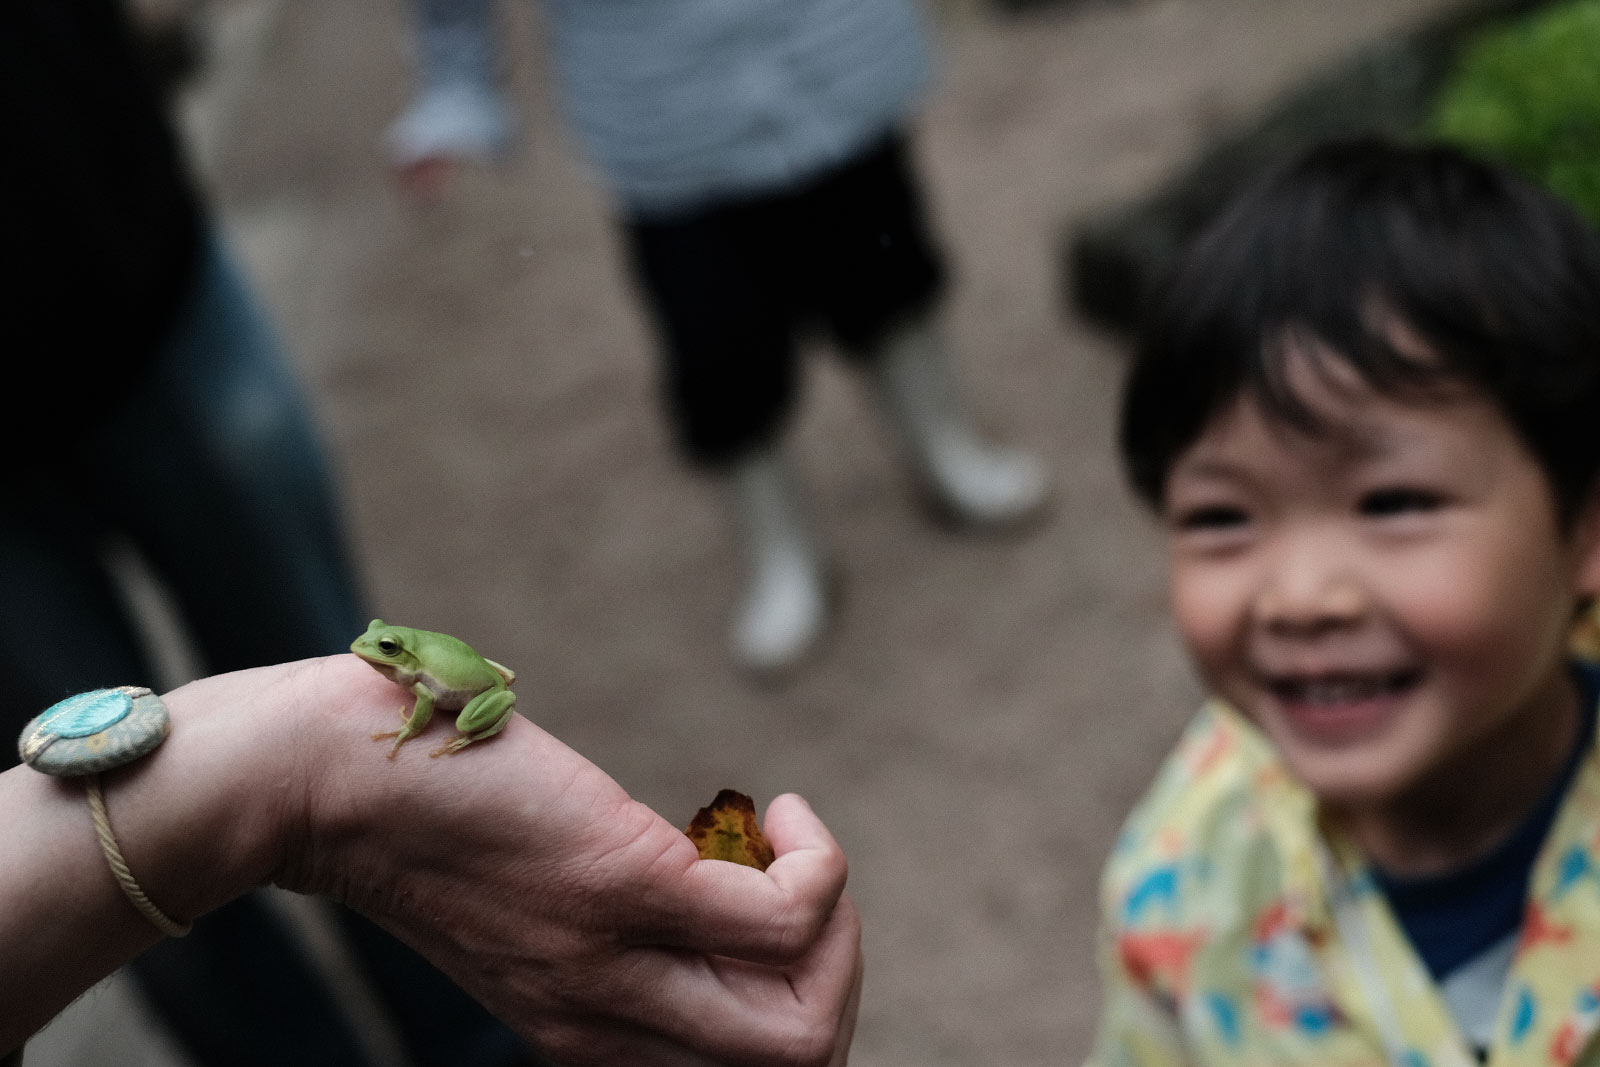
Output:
[18, 687, 190, 938]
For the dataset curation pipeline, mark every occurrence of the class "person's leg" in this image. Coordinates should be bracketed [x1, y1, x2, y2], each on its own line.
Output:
[808, 133, 1049, 525]
[624, 208, 830, 672]
[130, 900, 379, 1067]
[105, 233, 365, 668]
[102, 232, 534, 1065]
[333, 906, 556, 1066]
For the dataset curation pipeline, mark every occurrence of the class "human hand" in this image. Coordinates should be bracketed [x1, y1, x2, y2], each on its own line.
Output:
[0, 656, 858, 1062]
[281, 656, 861, 1066]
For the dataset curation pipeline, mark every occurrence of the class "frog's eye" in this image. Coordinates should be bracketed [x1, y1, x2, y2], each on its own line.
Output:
[377, 637, 401, 656]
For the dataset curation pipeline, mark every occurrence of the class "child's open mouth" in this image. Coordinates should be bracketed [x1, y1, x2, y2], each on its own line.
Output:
[1263, 669, 1422, 741]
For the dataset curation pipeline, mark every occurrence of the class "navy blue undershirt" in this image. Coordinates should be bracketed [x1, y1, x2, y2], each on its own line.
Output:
[1372, 663, 1600, 982]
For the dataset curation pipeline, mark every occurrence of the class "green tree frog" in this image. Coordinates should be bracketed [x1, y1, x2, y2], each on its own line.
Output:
[350, 619, 517, 759]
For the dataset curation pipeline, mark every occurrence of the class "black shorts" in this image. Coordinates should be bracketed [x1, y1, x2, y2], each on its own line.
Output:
[623, 133, 947, 465]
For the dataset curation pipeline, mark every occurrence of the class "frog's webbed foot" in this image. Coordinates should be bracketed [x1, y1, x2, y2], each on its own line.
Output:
[430, 721, 508, 757]
[429, 735, 477, 758]
[373, 706, 419, 758]
[372, 731, 412, 759]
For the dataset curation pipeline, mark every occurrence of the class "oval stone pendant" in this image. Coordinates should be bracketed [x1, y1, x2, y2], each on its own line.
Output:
[18, 686, 171, 776]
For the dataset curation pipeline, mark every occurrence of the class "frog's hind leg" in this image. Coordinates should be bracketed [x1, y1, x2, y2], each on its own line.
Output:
[430, 690, 515, 758]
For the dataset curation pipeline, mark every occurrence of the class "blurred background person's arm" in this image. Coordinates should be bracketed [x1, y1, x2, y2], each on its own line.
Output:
[387, 0, 514, 197]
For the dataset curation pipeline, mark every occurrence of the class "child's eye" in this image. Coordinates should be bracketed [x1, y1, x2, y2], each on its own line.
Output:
[1359, 487, 1444, 517]
[1173, 505, 1250, 531]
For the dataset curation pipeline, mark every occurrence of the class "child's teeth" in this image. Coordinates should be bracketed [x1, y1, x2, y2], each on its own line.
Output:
[1303, 679, 1378, 703]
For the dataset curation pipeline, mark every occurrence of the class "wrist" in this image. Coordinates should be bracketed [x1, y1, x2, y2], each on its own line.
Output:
[106, 661, 335, 920]
[0, 659, 361, 1049]
[261, 653, 433, 903]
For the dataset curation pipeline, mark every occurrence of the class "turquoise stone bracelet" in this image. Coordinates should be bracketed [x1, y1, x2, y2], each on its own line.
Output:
[18, 686, 189, 938]
[18, 686, 170, 776]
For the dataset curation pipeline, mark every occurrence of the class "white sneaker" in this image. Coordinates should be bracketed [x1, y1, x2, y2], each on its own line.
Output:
[868, 317, 1050, 526]
[725, 448, 830, 674]
[915, 433, 1050, 527]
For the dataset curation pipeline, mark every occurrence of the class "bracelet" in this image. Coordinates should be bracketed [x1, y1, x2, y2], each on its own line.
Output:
[18, 687, 192, 938]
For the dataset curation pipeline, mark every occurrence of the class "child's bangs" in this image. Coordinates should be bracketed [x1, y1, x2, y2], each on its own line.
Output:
[1121, 185, 1463, 503]
[1118, 137, 1600, 510]
[1247, 310, 1466, 445]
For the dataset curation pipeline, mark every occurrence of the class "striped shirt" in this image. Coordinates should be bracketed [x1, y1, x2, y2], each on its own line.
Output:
[409, 0, 935, 217]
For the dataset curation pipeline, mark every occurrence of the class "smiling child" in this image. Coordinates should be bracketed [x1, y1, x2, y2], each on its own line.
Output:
[1089, 139, 1600, 1066]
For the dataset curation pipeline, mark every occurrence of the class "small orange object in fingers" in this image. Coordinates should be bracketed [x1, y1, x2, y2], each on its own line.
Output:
[684, 790, 776, 871]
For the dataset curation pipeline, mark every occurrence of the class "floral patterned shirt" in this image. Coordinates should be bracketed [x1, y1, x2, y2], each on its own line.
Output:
[1088, 672, 1600, 1067]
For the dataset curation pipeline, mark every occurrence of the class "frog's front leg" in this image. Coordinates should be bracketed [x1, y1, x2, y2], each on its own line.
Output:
[372, 685, 436, 759]
[430, 689, 516, 758]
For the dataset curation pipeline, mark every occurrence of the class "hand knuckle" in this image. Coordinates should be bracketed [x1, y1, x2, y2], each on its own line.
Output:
[764, 904, 818, 959]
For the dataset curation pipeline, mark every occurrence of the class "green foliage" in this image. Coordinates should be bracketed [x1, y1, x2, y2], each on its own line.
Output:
[1430, 0, 1600, 225]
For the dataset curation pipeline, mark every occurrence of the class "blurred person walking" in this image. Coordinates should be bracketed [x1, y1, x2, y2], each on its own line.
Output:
[391, 0, 1051, 675]
[3, 2, 543, 1064]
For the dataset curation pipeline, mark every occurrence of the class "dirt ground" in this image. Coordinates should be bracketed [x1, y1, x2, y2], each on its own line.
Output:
[29, 0, 1459, 1064]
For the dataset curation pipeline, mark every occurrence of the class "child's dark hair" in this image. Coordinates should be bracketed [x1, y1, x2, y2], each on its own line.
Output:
[1118, 137, 1600, 527]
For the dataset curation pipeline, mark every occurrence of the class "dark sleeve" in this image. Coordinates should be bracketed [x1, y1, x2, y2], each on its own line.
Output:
[4, 0, 204, 392]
